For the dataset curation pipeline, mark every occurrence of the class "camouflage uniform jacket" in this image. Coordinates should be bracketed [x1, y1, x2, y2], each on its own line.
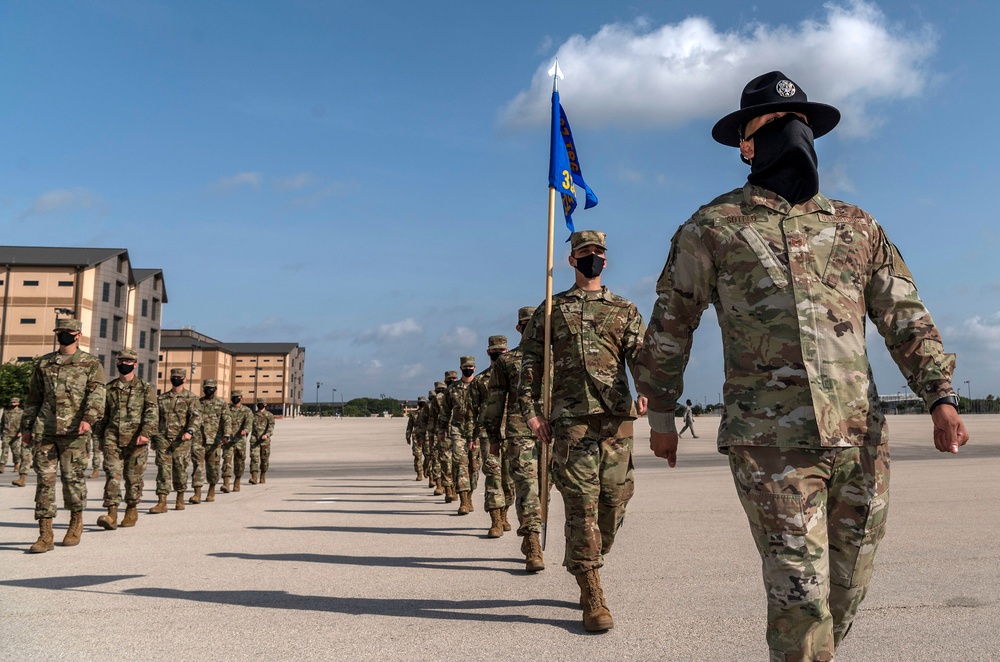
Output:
[441, 380, 475, 438]
[158, 388, 202, 442]
[224, 403, 254, 440]
[484, 347, 527, 442]
[430, 391, 448, 438]
[519, 286, 646, 422]
[2, 407, 23, 440]
[23, 349, 106, 437]
[635, 184, 956, 451]
[253, 408, 275, 440]
[470, 366, 492, 443]
[414, 404, 430, 440]
[405, 410, 417, 443]
[95, 377, 158, 446]
[198, 396, 229, 444]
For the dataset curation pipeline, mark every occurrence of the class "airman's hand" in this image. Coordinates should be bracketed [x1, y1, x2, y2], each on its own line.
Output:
[490, 442, 500, 456]
[527, 416, 551, 445]
[181, 432, 192, 441]
[637, 396, 648, 416]
[78, 421, 92, 435]
[931, 405, 969, 454]
[21, 431, 32, 447]
[650, 430, 679, 468]
[137, 435, 150, 446]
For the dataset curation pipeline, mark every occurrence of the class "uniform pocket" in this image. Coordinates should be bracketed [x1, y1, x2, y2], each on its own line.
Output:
[738, 226, 789, 289]
[740, 488, 809, 536]
[845, 488, 890, 587]
[821, 224, 863, 301]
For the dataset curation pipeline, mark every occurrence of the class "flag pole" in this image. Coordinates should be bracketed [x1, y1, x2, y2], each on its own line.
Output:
[540, 60, 563, 551]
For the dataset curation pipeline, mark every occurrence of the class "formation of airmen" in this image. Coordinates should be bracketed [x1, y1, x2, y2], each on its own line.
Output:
[405, 230, 644, 633]
[5, 318, 276, 550]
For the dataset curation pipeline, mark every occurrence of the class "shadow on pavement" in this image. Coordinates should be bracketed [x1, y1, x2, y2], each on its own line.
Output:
[248, 524, 482, 538]
[121, 587, 583, 631]
[210, 551, 526, 574]
[266, 508, 449, 516]
[0, 574, 144, 590]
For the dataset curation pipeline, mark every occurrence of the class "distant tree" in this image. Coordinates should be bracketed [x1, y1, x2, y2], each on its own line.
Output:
[0, 360, 33, 406]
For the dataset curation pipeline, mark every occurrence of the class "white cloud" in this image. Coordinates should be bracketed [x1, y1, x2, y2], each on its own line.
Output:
[946, 313, 1000, 353]
[440, 326, 478, 349]
[273, 172, 316, 191]
[287, 180, 359, 209]
[19, 188, 107, 219]
[212, 172, 263, 192]
[400, 363, 425, 380]
[501, 2, 935, 138]
[356, 318, 423, 344]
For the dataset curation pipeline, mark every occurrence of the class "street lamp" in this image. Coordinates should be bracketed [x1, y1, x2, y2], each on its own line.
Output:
[315, 381, 322, 417]
[965, 380, 972, 411]
[254, 355, 261, 401]
[332, 388, 337, 416]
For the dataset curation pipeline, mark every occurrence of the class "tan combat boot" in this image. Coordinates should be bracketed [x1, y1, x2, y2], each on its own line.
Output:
[149, 494, 168, 514]
[90, 466, 99, 479]
[249, 471, 258, 485]
[62, 511, 83, 546]
[220, 477, 231, 493]
[432, 478, 444, 496]
[206, 484, 216, 502]
[29, 518, 54, 553]
[0, 463, 5, 473]
[188, 487, 202, 504]
[13, 461, 19, 473]
[576, 569, 614, 632]
[457, 490, 472, 515]
[487, 509, 504, 538]
[260, 472, 266, 484]
[233, 475, 241, 492]
[415, 470, 423, 481]
[97, 505, 118, 530]
[501, 505, 512, 532]
[120, 503, 138, 527]
[523, 532, 544, 572]
[175, 492, 185, 510]
[427, 475, 434, 488]
[445, 485, 456, 504]
[12, 473, 27, 487]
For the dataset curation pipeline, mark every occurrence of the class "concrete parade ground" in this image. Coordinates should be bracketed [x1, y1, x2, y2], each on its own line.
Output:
[1, 415, 998, 661]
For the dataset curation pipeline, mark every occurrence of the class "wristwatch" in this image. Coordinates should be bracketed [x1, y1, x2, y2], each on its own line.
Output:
[929, 394, 959, 413]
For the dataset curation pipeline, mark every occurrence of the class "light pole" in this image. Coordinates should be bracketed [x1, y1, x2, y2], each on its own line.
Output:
[332, 388, 337, 416]
[965, 380, 972, 411]
[254, 356, 261, 401]
[315, 381, 322, 417]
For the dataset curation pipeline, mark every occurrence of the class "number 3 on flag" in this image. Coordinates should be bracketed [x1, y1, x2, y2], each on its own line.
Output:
[561, 169, 576, 194]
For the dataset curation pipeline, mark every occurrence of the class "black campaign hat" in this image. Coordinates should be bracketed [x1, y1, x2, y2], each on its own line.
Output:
[712, 71, 841, 147]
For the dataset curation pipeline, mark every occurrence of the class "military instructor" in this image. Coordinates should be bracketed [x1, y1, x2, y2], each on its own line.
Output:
[635, 71, 969, 661]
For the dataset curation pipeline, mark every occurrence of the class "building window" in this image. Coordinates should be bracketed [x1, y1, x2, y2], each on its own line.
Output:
[158, 371, 163, 379]
[151, 299, 159, 321]
[58, 280, 73, 287]
[138, 363, 145, 379]
[158, 354, 163, 361]
[139, 330, 147, 349]
[99, 318, 108, 338]
[20, 318, 36, 324]
[141, 299, 148, 317]
[17, 356, 32, 362]
[264, 359, 270, 362]
[23, 280, 38, 286]
[117, 255, 126, 273]
[150, 330, 158, 351]
[237, 358, 244, 363]
[98, 354, 106, 368]
[112, 316, 122, 342]
[115, 282, 124, 308]
[102, 282, 110, 302]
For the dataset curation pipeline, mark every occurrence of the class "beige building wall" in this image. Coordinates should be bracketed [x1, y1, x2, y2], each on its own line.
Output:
[231, 348, 305, 407]
[0, 266, 81, 361]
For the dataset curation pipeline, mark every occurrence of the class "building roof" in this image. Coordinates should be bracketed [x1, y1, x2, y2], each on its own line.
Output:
[223, 342, 301, 355]
[132, 268, 168, 303]
[0, 246, 128, 267]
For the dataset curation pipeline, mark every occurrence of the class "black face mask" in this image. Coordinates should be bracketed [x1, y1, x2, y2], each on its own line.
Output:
[170, 376, 185, 387]
[418, 402, 426, 408]
[231, 397, 241, 405]
[747, 114, 819, 206]
[204, 387, 217, 397]
[487, 351, 503, 363]
[56, 331, 76, 346]
[116, 363, 135, 375]
[574, 253, 605, 279]
[461, 367, 475, 378]
[257, 404, 265, 411]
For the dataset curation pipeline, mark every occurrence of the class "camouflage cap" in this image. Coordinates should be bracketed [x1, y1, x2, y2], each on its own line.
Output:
[54, 318, 82, 332]
[433, 381, 446, 391]
[170, 368, 187, 378]
[445, 370, 458, 380]
[570, 230, 606, 252]
[203, 379, 218, 387]
[460, 355, 476, 368]
[256, 397, 265, 404]
[428, 390, 435, 398]
[488, 335, 507, 350]
[10, 397, 20, 405]
[231, 390, 243, 397]
[517, 307, 537, 324]
[117, 348, 138, 361]
[417, 396, 427, 403]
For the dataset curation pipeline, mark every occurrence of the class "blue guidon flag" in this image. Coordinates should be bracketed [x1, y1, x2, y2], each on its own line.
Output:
[548, 90, 598, 235]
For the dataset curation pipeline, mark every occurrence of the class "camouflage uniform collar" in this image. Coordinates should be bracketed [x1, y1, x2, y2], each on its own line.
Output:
[742, 183, 833, 217]
[566, 285, 611, 301]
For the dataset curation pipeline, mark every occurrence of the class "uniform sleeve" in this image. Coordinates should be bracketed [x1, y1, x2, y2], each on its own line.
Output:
[22, 362, 45, 434]
[266, 412, 275, 436]
[623, 303, 647, 381]
[865, 222, 956, 408]
[517, 306, 547, 421]
[93, 385, 111, 440]
[140, 383, 159, 439]
[440, 389, 454, 431]
[220, 406, 232, 439]
[635, 221, 716, 416]
[82, 360, 106, 426]
[405, 413, 414, 442]
[483, 361, 508, 443]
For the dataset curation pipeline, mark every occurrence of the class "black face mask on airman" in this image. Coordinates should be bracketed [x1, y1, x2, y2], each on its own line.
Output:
[461, 367, 475, 378]
[170, 376, 185, 387]
[116, 363, 135, 375]
[56, 331, 76, 346]
[574, 253, 605, 279]
[747, 113, 819, 206]
[231, 396, 241, 405]
[204, 387, 217, 397]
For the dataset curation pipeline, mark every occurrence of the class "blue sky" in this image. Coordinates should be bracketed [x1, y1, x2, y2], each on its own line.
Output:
[1, 1, 997, 404]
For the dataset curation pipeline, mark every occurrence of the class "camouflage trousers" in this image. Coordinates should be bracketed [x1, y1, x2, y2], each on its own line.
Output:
[32, 434, 90, 519]
[729, 445, 890, 662]
[223, 436, 248, 478]
[205, 442, 223, 485]
[15, 439, 32, 477]
[190, 436, 206, 489]
[450, 428, 475, 492]
[410, 438, 423, 475]
[250, 438, 271, 474]
[551, 416, 635, 575]
[469, 434, 481, 492]
[437, 434, 453, 488]
[87, 433, 103, 471]
[1, 434, 17, 466]
[508, 434, 544, 536]
[154, 436, 192, 494]
[422, 437, 438, 481]
[102, 441, 150, 506]
[482, 440, 515, 511]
